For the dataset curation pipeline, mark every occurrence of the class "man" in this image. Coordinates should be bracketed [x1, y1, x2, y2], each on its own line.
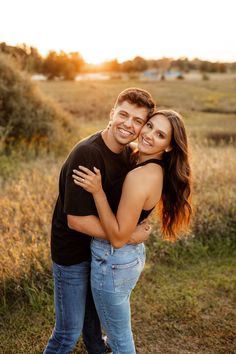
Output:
[44, 87, 155, 354]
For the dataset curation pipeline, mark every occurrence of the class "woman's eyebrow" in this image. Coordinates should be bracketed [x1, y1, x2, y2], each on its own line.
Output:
[157, 129, 167, 136]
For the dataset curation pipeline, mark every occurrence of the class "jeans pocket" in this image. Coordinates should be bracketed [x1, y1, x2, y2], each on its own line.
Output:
[112, 258, 143, 293]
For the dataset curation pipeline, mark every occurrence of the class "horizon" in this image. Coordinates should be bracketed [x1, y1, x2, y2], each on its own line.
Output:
[2, 41, 235, 65]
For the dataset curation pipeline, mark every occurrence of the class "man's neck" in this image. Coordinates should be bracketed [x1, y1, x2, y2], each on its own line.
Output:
[101, 129, 124, 154]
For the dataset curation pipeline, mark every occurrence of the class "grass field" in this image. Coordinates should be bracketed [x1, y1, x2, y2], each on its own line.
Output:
[0, 79, 236, 353]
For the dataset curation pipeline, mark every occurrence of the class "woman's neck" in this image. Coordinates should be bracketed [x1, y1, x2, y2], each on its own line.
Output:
[137, 152, 163, 164]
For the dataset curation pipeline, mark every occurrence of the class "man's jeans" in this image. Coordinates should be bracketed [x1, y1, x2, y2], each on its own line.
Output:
[91, 239, 145, 354]
[43, 261, 107, 354]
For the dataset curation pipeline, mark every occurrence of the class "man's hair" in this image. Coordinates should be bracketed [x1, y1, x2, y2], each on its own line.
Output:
[114, 87, 156, 117]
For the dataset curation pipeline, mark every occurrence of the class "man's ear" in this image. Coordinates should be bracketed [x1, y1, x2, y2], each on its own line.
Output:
[109, 108, 114, 120]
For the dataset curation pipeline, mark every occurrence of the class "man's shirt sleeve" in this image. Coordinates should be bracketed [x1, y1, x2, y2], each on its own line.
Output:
[64, 145, 105, 216]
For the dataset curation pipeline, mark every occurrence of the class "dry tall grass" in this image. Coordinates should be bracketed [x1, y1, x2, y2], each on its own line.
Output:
[1, 143, 235, 286]
[1, 79, 236, 353]
[0, 158, 59, 282]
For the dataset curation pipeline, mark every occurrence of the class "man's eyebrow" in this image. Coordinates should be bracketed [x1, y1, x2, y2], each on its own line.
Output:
[119, 110, 146, 122]
[134, 116, 146, 121]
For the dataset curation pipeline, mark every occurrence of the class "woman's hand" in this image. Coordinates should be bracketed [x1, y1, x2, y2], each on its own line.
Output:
[72, 166, 102, 194]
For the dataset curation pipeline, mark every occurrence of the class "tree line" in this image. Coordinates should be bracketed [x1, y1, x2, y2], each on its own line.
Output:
[1, 42, 235, 81]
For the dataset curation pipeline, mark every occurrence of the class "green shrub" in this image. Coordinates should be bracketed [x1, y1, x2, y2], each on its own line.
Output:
[0, 53, 75, 154]
[176, 74, 184, 80]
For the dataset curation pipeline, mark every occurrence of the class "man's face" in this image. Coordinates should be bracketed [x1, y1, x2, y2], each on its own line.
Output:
[108, 101, 149, 150]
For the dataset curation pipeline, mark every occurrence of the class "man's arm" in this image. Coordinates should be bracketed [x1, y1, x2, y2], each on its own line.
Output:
[68, 214, 151, 243]
[67, 214, 107, 239]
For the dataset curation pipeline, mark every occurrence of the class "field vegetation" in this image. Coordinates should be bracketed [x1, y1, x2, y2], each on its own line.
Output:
[0, 73, 236, 353]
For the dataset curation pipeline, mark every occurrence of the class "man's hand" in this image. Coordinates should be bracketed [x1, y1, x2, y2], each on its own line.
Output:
[128, 219, 152, 244]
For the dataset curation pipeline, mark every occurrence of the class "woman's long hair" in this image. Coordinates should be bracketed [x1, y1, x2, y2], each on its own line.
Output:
[151, 110, 192, 241]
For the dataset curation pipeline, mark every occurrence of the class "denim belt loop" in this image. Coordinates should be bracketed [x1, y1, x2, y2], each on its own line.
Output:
[110, 245, 114, 255]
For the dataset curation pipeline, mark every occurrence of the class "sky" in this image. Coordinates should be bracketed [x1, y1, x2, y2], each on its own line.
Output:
[1, 0, 236, 64]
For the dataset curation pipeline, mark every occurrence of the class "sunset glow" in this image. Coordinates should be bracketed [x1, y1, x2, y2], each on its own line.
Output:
[1, 0, 236, 63]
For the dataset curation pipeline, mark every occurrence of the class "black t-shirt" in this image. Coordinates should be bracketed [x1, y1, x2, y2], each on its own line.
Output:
[51, 131, 132, 265]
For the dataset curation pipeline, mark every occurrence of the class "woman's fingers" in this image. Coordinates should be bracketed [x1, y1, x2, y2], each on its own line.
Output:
[74, 179, 83, 186]
[72, 174, 84, 182]
[72, 168, 81, 176]
[93, 167, 101, 175]
[78, 165, 96, 176]
[72, 176, 91, 191]
[73, 169, 90, 179]
[72, 166, 101, 194]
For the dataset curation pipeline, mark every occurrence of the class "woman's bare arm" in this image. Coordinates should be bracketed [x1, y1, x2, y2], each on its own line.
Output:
[73, 165, 162, 248]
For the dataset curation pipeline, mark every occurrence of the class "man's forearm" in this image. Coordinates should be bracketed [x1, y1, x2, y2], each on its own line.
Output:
[67, 215, 150, 244]
[67, 214, 108, 239]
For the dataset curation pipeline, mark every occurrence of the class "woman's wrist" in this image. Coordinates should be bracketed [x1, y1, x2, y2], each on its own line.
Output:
[93, 188, 104, 199]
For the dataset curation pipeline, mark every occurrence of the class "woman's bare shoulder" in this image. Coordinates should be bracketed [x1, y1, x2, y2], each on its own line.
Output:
[125, 162, 163, 187]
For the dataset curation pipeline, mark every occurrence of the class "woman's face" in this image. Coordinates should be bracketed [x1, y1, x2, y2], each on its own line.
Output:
[138, 114, 173, 158]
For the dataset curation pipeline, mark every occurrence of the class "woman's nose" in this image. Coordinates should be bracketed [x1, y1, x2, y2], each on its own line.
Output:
[145, 130, 153, 139]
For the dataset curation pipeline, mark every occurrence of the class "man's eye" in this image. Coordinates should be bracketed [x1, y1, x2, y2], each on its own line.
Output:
[135, 119, 143, 125]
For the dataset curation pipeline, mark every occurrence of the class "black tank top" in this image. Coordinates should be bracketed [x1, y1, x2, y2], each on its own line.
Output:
[131, 159, 163, 224]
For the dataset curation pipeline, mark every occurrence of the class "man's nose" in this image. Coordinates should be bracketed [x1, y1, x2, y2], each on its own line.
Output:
[123, 117, 133, 127]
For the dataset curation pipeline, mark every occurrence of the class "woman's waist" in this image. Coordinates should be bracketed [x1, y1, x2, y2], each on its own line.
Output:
[92, 237, 144, 254]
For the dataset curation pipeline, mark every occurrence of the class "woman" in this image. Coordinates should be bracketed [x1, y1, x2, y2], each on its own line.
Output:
[73, 110, 192, 354]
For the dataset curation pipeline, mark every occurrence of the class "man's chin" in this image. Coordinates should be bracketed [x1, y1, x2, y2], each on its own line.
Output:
[116, 133, 137, 145]
[117, 138, 135, 146]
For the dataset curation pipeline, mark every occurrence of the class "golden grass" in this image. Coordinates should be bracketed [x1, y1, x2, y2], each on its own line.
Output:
[0, 79, 236, 353]
[0, 158, 61, 281]
[1, 143, 235, 284]
[1, 79, 236, 283]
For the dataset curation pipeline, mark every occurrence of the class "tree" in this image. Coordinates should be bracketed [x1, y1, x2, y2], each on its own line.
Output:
[101, 59, 120, 72]
[132, 56, 148, 72]
[42, 51, 84, 80]
[120, 60, 134, 73]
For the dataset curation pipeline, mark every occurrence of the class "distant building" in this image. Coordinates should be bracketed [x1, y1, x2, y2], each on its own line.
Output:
[140, 69, 183, 81]
[140, 69, 160, 81]
[165, 70, 182, 78]
[31, 74, 47, 81]
[75, 73, 110, 81]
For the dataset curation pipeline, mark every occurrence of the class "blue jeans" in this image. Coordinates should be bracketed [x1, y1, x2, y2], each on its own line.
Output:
[91, 239, 146, 354]
[43, 261, 107, 354]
